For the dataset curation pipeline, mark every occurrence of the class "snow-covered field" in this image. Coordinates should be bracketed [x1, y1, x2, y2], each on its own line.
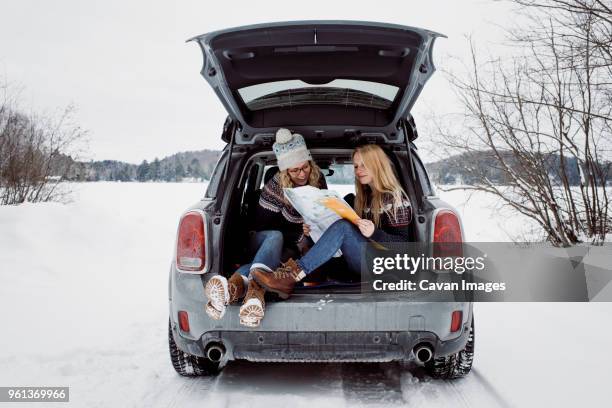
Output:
[0, 182, 610, 407]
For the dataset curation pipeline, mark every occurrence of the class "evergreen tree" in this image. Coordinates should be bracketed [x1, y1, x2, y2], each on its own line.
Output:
[175, 162, 185, 181]
[163, 161, 175, 182]
[190, 158, 203, 180]
[137, 160, 150, 181]
[151, 158, 161, 181]
[117, 166, 130, 181]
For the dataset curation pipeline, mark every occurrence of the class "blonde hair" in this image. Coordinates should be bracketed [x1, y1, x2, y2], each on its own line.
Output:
[279, 160, 322, 189]
[353, 145, 409, 227]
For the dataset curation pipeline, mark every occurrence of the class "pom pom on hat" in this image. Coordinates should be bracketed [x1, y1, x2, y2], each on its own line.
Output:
[276, 128, 293, 144]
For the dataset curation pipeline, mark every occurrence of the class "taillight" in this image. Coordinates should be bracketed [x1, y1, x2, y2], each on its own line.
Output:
[178, 311, 190, 332]
[450, 310, 463, 332]
[433, 209, 463, 257]
[176, 211, 206, 272]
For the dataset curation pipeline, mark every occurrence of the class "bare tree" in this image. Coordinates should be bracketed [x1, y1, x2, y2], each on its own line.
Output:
[433, 0, 611, 246]
[0, 85, 86, 205]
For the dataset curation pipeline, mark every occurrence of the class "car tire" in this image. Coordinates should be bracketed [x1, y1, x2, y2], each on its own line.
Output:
[426, 318, 475, 379]
[168, 320, 220, 376]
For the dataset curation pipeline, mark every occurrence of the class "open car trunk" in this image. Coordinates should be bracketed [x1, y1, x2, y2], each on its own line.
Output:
[220, 146, 421, 294]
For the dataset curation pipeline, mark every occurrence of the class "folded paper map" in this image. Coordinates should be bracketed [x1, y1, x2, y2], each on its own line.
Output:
[318, 196, 360, 224]
[283, 186, 359, 256]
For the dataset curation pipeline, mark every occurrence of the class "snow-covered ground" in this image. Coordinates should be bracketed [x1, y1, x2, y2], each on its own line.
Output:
[0, 182, 610, 407]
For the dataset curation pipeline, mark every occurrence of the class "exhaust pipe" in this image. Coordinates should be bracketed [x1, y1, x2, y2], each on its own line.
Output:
[205, 343, 225, 363]
[413, 345, 433, 364]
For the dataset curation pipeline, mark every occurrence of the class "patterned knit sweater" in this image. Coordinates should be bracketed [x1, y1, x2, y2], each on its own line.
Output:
[254, 172, 328, 249]
[363, 192, 413, 243]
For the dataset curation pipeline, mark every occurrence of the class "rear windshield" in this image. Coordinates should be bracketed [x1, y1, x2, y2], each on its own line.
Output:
[239, 79, 399, 111]
[260, 164, 356, 190]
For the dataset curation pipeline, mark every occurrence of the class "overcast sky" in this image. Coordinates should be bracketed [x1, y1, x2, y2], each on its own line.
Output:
[0, 0, 515, 164]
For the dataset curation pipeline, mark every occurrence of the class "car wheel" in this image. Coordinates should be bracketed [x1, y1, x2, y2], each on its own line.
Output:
[168, 320, 220, 376]
[426, 318, 475, 379]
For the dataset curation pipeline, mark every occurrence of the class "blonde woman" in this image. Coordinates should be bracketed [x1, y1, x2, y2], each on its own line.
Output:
[252, 144, 412, 299]
[205, 128, 326, 327]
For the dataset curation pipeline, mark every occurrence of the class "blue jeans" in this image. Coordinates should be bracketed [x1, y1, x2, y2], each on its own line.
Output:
[297, 219, 368, 276]
[236, 230, 284, 277]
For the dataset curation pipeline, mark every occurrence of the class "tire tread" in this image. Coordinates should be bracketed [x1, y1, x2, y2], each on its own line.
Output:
[168, 320, 219, 376]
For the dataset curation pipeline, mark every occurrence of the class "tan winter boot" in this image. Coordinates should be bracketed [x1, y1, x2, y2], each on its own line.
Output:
[251, 259, 305, 299]
[205, 272, 247, 320]
[227, 272, 248, 303]
[239, 279, 266, 327]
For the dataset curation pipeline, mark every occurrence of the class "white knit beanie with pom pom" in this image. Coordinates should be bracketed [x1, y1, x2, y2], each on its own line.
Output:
[272, 128, 312, 171]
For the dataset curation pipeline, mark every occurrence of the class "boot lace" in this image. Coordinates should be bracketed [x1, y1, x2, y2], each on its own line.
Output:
[273, 264, 295, 279]
[228, 282, 239, 301]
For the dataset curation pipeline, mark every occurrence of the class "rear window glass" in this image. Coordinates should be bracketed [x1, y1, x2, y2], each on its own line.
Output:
[239, 79, 399, 111]
[324, 164, 354, 185]
[259, 164, 355, 193]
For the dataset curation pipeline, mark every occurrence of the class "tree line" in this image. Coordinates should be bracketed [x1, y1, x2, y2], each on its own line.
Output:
[67, 151, 220, 182]
[427, 150, 611, 187]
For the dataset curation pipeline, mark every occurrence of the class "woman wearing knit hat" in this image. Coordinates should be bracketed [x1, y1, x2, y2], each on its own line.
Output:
[204, 128, 327, 327]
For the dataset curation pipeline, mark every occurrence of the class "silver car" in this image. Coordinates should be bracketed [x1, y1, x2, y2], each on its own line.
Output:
[168, 21, 474, 379]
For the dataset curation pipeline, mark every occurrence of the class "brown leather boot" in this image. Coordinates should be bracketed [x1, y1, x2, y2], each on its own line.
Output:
[251, 259, 305, 299]
[204, 272, 247, 321]
[227, 272, 247, 303]
[204, 274, 228, 320]
[239, 279, 266, 327]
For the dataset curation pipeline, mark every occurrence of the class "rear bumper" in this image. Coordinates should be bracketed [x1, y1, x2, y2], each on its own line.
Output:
[169, 270, 473, 362]
[171, 326, 471, 363]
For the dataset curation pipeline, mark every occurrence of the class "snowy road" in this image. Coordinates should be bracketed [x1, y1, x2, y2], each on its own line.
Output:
[1, 182, 610, 407]
[140, 360, 510, 408]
